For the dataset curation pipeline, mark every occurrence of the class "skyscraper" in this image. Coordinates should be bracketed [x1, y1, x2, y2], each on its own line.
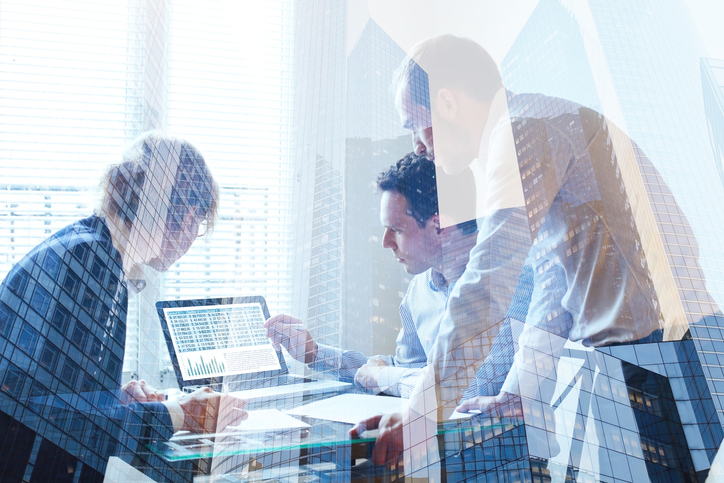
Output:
[290, 0, 349, 354]
[435, 0, 724, 480]
[4, 1, 724, 481]
[0, 0, 297, 479]
[122, 0, 296, 387]
[342, 19, 410, 357]
[702, 58, 724, 189]
[0, 2, 167, 479]
[291, 5, 410, 361]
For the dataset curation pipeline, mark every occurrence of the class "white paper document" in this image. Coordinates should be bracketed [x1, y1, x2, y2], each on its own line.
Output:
[225, 409, 310, 431]
[230, 380, 352, 401]
[285, 393, 407, 424]
[104, 457, 156, 483]
[448, 409, 481, 420]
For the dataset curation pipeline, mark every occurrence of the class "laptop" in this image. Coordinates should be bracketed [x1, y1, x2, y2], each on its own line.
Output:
[156, 296, 352, 396]
[156, 295, 301, 392]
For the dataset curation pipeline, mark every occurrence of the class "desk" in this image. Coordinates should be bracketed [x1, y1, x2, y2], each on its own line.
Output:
[147, 391, 524, 482]
[154, 387, 400, 481]
[159, 417, 380, 481]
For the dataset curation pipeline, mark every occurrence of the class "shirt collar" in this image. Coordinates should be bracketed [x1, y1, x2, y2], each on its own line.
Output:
[468, 88, 511, 219]
[429, 269, 448, 292]
[478, 87, 510, 165]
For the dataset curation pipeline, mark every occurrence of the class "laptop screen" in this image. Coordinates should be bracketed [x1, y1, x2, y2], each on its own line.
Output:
[156, 296, 287, 388]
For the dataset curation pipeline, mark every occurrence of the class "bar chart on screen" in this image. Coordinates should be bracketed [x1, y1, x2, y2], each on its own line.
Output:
[185, 354, 226, 377]
[177, 350, 230, 379]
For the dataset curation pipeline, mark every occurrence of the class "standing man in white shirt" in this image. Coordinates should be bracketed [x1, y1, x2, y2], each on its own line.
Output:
[352, 35, 667, 479]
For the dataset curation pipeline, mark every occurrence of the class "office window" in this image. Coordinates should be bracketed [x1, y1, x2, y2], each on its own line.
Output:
[18, 323, 40, 355]
[60, 359, 80, 387]
[1, 364, 26, 398]
[30, 285, 52, 317]
[0, 303, 16, 337]
[39, 341, 60, 371]
[71, 325, 89, 350]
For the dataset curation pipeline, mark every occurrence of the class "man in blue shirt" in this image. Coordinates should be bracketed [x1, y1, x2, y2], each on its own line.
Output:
[265, 153, 478, 397]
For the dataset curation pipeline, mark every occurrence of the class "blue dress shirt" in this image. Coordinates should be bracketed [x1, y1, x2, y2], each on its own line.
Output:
[311, 268, 455, 397]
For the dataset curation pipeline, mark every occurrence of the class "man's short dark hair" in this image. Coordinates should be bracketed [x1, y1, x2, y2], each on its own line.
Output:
[378, 153, 438, 228]
[377, 153, 478, 235]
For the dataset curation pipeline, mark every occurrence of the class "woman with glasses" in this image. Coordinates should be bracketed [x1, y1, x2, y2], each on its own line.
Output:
[0, 132, 243, 482]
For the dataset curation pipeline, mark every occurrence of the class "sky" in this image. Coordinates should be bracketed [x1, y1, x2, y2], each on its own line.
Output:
[351, 0, 724, 64]
[688, 0, 724, 60]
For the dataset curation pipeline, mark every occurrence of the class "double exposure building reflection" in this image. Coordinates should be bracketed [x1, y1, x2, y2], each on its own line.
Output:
[2, 0, 724, 481]
[702, 58, 724, 190]
[343, 20, 412, 360]
[290, 0, 348, 356]
[291, 4, 411, 367]
[429, 0, 724, 481]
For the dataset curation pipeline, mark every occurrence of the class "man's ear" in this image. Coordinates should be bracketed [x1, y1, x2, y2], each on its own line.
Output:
[435, 88, 458, 121]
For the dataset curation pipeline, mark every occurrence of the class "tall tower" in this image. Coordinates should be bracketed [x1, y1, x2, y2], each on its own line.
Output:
[702, 58, 724, 188]
[0, 1, 183, 479]
[123, 0, 171, 389]
[290, 0, 349, 352]
[126, 0, 297, 391]
[342, 19, 410, 356]
[490, 0, 724, 479]
[291, 5, 411, 359]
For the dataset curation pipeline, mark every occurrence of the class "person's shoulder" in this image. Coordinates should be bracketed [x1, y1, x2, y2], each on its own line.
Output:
[4, 216, 116, 285]
[54, 215, 111, 247]
[415, 268, 446, 293]
[506, 92, 614, 152]
[506, 91, 587, 122]
[42, 216, 114, 263]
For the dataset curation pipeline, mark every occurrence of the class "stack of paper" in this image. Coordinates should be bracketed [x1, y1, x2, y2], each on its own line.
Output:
[225, 409, 311, 431]
[285, 393, 407, 424]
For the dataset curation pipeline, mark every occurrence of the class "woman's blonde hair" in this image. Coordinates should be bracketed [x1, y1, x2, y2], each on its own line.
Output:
[101, 132, 219, 234]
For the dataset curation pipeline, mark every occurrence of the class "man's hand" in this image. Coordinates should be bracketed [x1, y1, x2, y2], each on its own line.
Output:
[121, 379, 166, 405]
[354, 358, 389, 392]
[456, 392, 521, 418]
[350, 412, 403, 468]
[264, 314, 318, 364]
[458, 393, 559, 457]
[174, 387, 248, 434]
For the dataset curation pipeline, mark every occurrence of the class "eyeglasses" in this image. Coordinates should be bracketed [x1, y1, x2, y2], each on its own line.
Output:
[165, 205, 209, 239]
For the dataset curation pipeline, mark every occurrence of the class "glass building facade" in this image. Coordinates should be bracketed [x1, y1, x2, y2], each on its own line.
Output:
[2, 0, 724, 481]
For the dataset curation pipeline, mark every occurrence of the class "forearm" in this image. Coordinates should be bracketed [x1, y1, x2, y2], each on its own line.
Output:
[310, 344, 367, 381]
[464, 257, 534, 399]
[123, 402, 175, 441]
[463, 316, 519, 400]
[376, 366, 424, 398]
[500, 318, 569, 399]
[431, 207, 531, 415]
[114, 402, 188, 481]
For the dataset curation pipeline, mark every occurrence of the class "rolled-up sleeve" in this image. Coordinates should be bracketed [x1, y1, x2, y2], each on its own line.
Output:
[310, 344, 368, 382]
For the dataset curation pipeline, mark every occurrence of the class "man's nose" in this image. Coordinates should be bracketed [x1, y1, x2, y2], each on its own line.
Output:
[382, 229, 396, 249]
